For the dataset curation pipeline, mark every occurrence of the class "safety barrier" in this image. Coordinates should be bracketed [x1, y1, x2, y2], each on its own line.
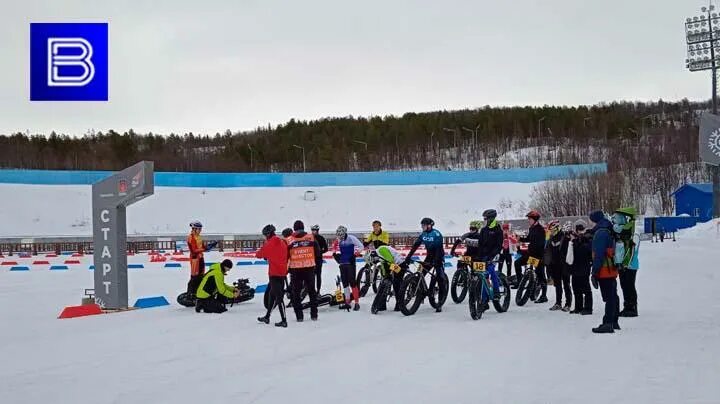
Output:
[0, 163, 606, 187]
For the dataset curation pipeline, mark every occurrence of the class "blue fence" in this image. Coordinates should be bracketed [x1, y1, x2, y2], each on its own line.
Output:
[644, 216, 700, 233]
[0, 163, 606, 187]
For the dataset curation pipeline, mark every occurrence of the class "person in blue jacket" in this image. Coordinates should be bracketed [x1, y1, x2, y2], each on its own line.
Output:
[589, 210, 620, 334]
[404, 217, 447, 312]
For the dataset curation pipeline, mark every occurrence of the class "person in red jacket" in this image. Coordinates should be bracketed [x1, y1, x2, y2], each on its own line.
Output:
[187, 221, 207, 296]
[256, 224, 290, 328]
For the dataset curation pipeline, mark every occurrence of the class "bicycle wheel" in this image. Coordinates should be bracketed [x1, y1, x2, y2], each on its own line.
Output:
[399, 274, 423, 316]
[371, 266, 382, 294]
[515, 272, 535, 307]
[357, 267, 372, 297]
[468, 277, 483, 320]
[451, 268, 469, 304]
[371, 280, 390, 314]
[428, 272, 449, 309]
[493, 273, 511, 313]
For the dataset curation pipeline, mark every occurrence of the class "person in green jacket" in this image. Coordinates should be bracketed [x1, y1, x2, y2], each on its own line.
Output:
[195, 259, 239, 313]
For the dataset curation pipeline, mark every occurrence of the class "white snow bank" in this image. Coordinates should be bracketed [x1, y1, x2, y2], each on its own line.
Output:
[0, 182, 535, 237]
[678, 219, 719, 239]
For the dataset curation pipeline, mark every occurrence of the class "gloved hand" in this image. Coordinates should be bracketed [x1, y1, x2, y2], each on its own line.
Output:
[591, 276, 599, 289]
[618, 265, 627, 274]
[205, 241, 218, 251]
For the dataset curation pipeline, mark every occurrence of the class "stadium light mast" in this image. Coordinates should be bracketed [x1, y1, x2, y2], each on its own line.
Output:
[685, 2, 720, 217]
[292, 144, 306, 172]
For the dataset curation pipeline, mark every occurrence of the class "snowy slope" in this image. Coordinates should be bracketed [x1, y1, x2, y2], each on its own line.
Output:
[0, 182, 534, 237]
[1, 235, 719, 404]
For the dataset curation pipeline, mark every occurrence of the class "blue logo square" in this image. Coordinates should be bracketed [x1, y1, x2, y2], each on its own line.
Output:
[30, 23, 108, 101]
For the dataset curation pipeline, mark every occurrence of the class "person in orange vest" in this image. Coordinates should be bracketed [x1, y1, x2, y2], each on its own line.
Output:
[286, 220, 321, 322]
[187, 221, 217, 296]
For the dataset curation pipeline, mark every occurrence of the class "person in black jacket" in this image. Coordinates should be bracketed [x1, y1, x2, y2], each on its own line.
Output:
[477, 210, 504, 301]
[547, 221, 572, 311]
[513, 210, 548, 303]
[311, 225, 328, 293]
[567, 220, 593, 314]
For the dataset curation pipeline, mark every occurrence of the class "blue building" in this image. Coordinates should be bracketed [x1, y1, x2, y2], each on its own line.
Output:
[671, 183, 713, 222]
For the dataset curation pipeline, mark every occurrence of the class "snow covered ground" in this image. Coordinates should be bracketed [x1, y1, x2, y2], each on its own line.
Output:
[0, 182, 534, 237]
[1, 230, 719, 404]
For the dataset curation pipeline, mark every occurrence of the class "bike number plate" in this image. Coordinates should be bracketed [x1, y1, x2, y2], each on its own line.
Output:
[472, 262, 486, 271]
[528, 257, 540, 267]
[335, 290, 344, 302]
[390, 263, 401, 273]
[461, 256, 472, 263]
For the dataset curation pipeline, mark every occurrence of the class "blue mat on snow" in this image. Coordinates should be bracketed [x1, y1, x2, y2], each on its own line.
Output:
[10, 266, 29, 271]
[133, 296, 170, 309]
[50, 265, 69, 270]
[255, 284, 268, 293]
[164, 263, 182, 269]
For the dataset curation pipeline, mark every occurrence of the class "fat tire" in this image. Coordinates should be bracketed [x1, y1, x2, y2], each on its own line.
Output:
[468, 277, 483, 320]
[493, 274, 511, 313]
[399, 274, 422, 316]
[428, 272, 449, 309]
[515, 272, 535, 307]
[451, 268, 469, 304]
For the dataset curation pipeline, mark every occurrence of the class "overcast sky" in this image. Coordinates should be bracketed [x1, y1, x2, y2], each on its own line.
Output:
[0, 0, 709, 136]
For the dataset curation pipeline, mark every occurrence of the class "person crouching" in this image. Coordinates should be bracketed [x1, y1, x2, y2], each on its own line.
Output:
[195, 259, 239, 313]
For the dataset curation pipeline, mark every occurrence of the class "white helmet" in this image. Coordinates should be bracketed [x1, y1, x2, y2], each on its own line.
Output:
[190, 220, 203, 229]
[335, 225, 347, 237]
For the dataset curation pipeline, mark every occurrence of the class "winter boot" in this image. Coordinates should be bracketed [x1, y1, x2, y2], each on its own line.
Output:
[311, 314, 318, 321]
[535, 296, 548, 303]
[592, 323, 614, 334]
[549, 304, 562, 311]
[275, 319, 288, 328]
[580, 309, 593, 315]
[613, 322, 621, 330]
[562, 305, 571, 312]
[257, 316, 270, 324]
[619, 305, 638, 317]
[353, 303, 360, 311]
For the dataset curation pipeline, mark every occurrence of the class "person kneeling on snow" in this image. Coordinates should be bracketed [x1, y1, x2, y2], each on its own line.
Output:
[195, 259, 239, 313]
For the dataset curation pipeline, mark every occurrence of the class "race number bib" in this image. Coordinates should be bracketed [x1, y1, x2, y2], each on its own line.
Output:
[390, 263, 401, 273]
[472, 262, 486, 271]
[527, 257, 540, 267]
[461, 256, 472, 263]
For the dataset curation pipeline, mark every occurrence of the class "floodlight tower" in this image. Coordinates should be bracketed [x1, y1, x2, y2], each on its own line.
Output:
[686, 3, 720, 218]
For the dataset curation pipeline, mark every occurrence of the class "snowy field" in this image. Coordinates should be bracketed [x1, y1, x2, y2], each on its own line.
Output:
[1, 226, 719, 404]
[0, 182, 534, 237]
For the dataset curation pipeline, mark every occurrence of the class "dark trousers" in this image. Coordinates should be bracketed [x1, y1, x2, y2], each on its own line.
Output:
[619, 269, 638, 309]
[290, 268, 318, 320]
[497, 249, 513, 278]
[424, 254, 446, 291]
[571, 273, 592, 311]
[549, 264, 572, 306]
[339, 263, 358, 288]
[196, 295, 228, 313]
[598, 278, 619, 325]
[315, 261, 324, 293]
[264, 276, 287, 321]
[187, 275, 203, 296]
[514, 256, 547, 298]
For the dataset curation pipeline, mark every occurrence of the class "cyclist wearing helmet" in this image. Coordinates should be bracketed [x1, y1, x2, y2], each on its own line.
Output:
[311, 225, 329, 293]
[513, 210, 548, 303]
[257, 224, 289, 327]
[364, 220, 390, 249]
[333, 225, 364, 311]
[449, 219, 484, 259]
[404, 217, 447, 312]
[195, 259, 238, 313]
[187, 221, 207, 296]
[546, 220, 572, 312]
[476, 209, 504, 303]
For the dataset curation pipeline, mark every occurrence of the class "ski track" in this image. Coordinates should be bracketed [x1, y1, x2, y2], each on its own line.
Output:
[1, 240, 719, 404]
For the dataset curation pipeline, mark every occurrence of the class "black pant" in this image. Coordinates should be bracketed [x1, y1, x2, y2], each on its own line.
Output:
[571, 273, 592, 311]
[497, 249, 513, 278]
[514, 255, 547, 298]
[619, 269, 638, 310]
[290, 268, 318, 320]
[549, 264, 572, 306]
[315, 261, 324, 293]
[196, 295, 228, 313]
[264, 276, 287, 321]
[424, 255, 447, 294]
[599, 278, 619, 325]
[339, 263, 358, 288]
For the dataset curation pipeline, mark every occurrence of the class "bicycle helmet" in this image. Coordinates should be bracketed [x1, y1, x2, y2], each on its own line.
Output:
[547, 220, 560, 232]
[261, 224, 276, 237]
[311, 224, 320, 231]
[336, 225, 348, 238]
[420, 217, 434, 227]
[482, 209, 497, 222]
[526, 210, 541, 220]
[469, 220, 484, 230]
[189, 220, 203, 229]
